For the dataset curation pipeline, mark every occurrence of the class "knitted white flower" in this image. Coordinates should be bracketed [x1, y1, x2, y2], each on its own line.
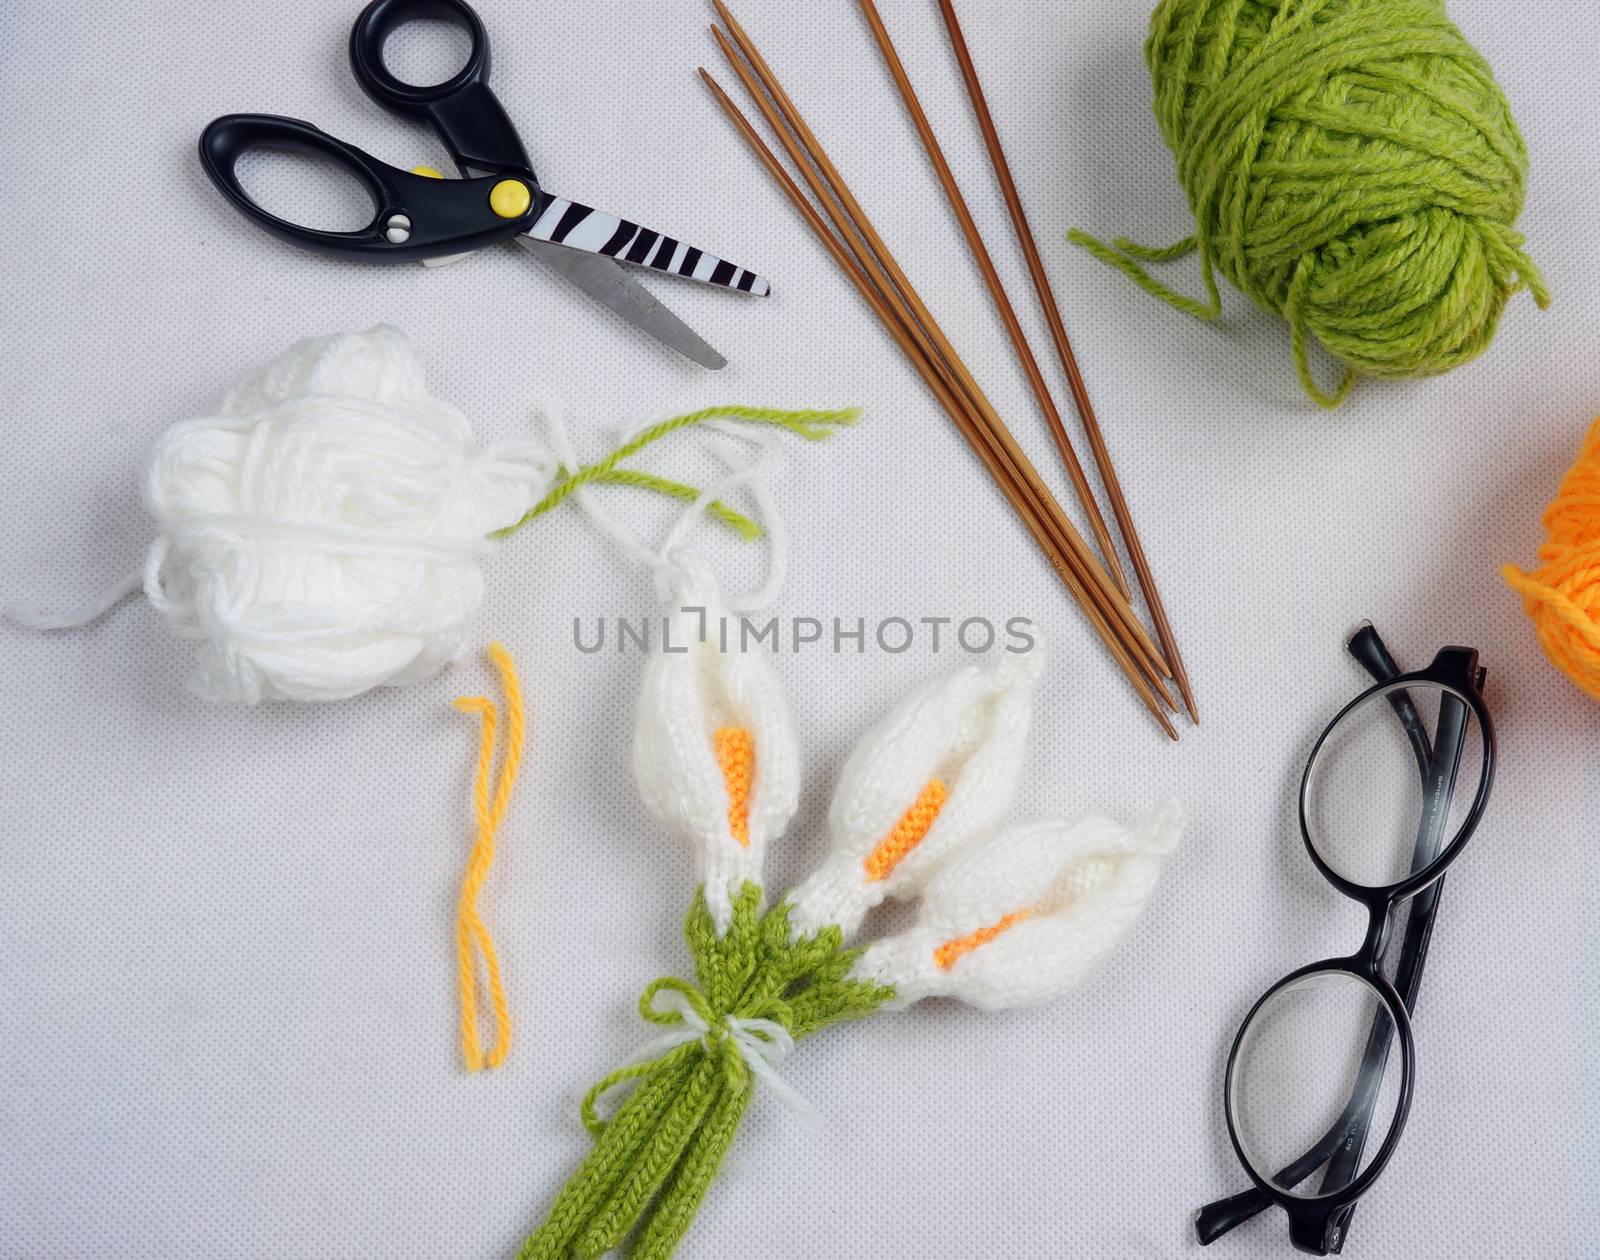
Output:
[632, 554, 801, 931]
[786, 646, 1043, 938]
[849, 804, 1184, 1010]
[631, 564, 1182, 987]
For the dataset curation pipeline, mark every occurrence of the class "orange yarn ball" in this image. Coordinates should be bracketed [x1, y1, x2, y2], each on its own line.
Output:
[1503, 416, 1600, 701]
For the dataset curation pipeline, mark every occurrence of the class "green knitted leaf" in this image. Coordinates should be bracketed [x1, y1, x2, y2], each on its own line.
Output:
[683, 889, 720, 998]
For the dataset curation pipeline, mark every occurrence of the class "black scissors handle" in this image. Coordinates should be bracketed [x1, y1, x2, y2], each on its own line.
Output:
[198, 114, 538, 261]
[348, 0, 534, 180]
[199, 0, 540, 262]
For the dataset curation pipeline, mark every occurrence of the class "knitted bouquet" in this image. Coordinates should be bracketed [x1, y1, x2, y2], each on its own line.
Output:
[522, 559, 1182, 1259]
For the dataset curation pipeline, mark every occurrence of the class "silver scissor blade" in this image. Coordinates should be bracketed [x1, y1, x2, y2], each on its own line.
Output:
[514, 236, 726, 369]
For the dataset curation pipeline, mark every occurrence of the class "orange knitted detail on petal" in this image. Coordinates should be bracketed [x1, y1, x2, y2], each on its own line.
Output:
[863, 779, 948, 881]
[715, 727, 754, 847]
[934, 909, 1031, 972]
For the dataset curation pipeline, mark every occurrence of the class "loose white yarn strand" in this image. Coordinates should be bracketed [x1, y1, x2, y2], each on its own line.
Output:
[552, 403, 790, 612]
[540, 399, 662, 572]
[4, 570, 142, 631]
[655, 432, 787, 612]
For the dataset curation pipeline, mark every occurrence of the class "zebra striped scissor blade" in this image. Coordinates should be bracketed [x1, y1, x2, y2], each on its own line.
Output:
[526, 193, 772, 297]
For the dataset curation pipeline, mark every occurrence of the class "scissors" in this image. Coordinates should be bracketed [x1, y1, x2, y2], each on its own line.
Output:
[199, 0, 770, 369]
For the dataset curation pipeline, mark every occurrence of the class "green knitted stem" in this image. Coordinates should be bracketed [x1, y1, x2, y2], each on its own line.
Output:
[567, 889, 769, 1255]
[520, 885, 895, 1259]
[491, 405, 860, 539]
[630, 1078, 753, 1260]
[518, 1053, 698, 1260]
[619, 906, 893, 1260]
[573, 1055, 724, 1258]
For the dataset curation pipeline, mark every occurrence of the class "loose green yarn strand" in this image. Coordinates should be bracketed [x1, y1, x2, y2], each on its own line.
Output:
[1072, 0, 1546, 407]
[580, 1039, 698, 1139]
[492, 405, 860, 539]
[1065, 229, 1222, 321]
[586, 469, 762, 540]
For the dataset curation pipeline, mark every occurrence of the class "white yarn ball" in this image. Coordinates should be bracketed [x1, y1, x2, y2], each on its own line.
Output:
[141, 326, 552, 703]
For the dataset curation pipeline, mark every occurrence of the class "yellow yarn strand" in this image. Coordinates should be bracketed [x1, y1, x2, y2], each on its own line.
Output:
[451, 642, 526, 1071]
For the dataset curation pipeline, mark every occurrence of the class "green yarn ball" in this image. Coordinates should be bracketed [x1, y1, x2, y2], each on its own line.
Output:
[1073, 0, 1547, 406]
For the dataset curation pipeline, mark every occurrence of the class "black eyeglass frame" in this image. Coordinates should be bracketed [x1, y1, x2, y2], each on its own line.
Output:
[1206, 636, 1495, 1255]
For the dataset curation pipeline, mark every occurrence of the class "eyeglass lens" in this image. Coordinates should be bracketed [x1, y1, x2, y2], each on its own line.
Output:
[1302, 682, 1484, 890]
[1230, 971, 1404, 1199]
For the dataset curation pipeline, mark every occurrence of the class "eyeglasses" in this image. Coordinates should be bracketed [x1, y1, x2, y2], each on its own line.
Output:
[1196, 625, 1495, 1254]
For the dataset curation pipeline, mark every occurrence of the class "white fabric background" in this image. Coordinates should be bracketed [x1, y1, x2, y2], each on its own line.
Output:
[1, 2, 1596, 1257]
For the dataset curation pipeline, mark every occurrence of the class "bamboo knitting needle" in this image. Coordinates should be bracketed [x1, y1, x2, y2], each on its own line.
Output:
[938, 0, 1198, 724]
[855, 0, 1133, 604]
[709, 2, 1170, 688]
[707, 31, 966, 430]
[707, 24, 1167, 691]
[705, 44, 1171, 706]
[697, 67, 1178, 739]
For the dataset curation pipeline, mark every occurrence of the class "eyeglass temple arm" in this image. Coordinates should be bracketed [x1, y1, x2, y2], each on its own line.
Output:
[1349, 622, 1432, 780]
[1311, 625, 1435, 1221]
[1196, 1087, 1382, 1243]
[1197, 626, 1471, 1248]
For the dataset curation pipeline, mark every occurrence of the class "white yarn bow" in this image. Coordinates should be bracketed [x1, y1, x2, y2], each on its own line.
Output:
[619, 986, 820, 1126]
